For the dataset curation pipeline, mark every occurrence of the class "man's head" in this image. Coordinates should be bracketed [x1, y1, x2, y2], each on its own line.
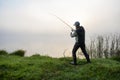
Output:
[74, 21, 80, 29]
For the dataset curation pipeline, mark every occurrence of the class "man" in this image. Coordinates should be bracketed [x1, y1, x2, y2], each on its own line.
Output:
[70, 21, 91, 65]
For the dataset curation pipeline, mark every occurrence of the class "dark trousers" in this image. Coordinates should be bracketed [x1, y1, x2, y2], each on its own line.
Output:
[72, 42, 90, 63]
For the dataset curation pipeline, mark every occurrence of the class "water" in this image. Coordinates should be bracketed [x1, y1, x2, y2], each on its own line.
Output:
[1, 28, 118, 58]
[0, 32, 75, 57]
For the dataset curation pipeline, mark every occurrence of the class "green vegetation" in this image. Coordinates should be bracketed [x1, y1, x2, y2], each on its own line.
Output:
[0, 53, 120, 80]
[0, 50, 8, 55]
[10, 50, 25, 57]
[0, 50, 25, 57]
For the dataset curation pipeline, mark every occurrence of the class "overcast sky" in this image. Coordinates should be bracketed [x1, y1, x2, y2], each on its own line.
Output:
[0, 0, 120, 35]
[0, 0, 120, 57]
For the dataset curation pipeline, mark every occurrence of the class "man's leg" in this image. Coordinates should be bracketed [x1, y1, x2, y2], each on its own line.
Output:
[72, 43, 80, 65]
[80, 43, 91, 63]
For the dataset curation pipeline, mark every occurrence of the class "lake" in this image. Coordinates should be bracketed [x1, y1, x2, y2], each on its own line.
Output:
[0, 32, 76, 57]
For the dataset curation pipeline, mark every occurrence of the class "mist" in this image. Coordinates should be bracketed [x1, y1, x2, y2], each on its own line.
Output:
[0, 0, 120, 57]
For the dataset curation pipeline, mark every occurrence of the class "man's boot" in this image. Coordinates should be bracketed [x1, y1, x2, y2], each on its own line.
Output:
[70, 56, 77, 65]
[86, 55, 91, 63]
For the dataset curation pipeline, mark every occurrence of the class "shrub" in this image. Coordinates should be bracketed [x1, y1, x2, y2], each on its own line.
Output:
[88, 33, 120, 58]
[31, 54, 41, 57]
[0, 50, 8, 55]
[10, 50, 25, 57]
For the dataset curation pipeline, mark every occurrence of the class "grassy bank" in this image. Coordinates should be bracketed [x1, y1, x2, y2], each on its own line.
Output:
[0, 54, 120, 80]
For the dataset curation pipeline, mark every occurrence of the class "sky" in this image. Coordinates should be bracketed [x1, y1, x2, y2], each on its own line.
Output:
[0, 0, 120, 57]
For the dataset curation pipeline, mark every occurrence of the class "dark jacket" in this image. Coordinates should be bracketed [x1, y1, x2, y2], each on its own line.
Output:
[71, 26, 85, 44]
[76, 26, 85, 44]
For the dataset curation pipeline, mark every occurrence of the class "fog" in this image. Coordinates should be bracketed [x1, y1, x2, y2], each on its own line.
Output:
[0, 0, 120, 57]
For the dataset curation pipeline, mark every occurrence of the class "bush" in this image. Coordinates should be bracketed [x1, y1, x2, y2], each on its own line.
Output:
[10, 50, 25, 57]
[0, 50, 8, 55]
[88, 34, 120, 58]
[31, 54, 41, 57]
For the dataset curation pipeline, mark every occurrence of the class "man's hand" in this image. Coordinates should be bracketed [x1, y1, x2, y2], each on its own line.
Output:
[71, 28, 74, 32]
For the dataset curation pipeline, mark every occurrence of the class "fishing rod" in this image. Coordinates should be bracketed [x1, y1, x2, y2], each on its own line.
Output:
[50, 13, 74, 30]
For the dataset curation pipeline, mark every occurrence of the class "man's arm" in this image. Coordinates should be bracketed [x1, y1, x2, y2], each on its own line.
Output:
[70, 30, 77, 38]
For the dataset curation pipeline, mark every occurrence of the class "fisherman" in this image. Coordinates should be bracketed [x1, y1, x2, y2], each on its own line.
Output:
[70, 21, 91, 65]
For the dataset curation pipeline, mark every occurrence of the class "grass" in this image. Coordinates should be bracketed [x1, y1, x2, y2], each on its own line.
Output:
[0, 54, 120, 80]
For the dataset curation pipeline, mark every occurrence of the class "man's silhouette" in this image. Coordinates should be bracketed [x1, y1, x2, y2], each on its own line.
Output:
[70, 21, 91, 65]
